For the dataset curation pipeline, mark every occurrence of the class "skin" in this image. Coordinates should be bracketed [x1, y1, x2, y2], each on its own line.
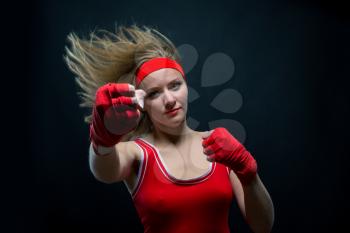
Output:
[138, 68, 196, 148]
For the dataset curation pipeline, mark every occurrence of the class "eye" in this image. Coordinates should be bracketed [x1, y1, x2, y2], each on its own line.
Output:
[170, 81, 182, 89]
[146, 91, 159, 99]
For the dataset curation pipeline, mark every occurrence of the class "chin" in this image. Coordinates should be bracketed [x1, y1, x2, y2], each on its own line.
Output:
[172, 117, 187, 127]
[157, 117, 185, 129]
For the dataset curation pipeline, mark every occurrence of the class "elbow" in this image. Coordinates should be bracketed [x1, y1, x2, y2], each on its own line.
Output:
[89, 166, 120, 184]
[89, 163, 118, 184]
[88, 151, 121, 184]
[90, 167, 119, 184]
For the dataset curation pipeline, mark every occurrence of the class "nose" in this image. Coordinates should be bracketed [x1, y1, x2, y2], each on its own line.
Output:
[163, 89, 176, 110]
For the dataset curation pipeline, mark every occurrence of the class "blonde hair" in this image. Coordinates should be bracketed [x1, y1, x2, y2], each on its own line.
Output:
[64, 24, 182, 140]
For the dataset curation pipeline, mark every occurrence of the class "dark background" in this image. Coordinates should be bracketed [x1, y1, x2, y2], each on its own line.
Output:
[6, 0, 349, 232]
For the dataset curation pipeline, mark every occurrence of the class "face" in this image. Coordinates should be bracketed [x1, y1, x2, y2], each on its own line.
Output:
[139, 68, 188, 130]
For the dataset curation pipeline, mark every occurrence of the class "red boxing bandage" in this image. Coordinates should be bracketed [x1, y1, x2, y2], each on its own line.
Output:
[135, 57, 185, 87]
[90, 83, 141, 155]
[202, 127, 258, 185]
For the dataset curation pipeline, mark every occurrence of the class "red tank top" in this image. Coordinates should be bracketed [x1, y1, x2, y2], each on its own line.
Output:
[129, 138, 234, 233]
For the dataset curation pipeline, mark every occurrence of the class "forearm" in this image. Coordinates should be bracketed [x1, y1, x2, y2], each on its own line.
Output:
[202, 128, 274, 232]
[242, 174, 274, 233]
[89, 143, 120, 183]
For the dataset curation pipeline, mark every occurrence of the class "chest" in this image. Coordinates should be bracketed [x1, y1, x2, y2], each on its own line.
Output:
[157, 137, 211, 180]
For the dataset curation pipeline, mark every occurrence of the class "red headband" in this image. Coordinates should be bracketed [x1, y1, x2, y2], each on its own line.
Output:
[135, 57, 185, 87]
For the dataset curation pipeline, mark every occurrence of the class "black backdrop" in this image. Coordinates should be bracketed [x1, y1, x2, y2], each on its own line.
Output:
[7, 0, 349, 232]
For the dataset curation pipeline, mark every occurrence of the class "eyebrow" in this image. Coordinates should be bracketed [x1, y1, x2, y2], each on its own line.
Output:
[145, 77, 182, 92]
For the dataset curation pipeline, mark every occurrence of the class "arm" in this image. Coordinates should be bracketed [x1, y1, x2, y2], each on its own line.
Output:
[202, 127, 274, 233]
[89, 142, 138, 184]
[230, 172, 274, 233]
[88, 83, 144, 184]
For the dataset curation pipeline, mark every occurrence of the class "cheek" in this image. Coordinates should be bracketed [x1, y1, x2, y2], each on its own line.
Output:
[144, 100, 163, 119]
[179, 88, 188, 104]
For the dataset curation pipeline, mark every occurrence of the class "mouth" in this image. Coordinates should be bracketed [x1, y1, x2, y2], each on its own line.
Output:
[165, 107, 181, 115]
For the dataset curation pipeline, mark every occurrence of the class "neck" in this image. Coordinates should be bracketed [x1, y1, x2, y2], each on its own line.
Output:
[151, 121, 194, 147]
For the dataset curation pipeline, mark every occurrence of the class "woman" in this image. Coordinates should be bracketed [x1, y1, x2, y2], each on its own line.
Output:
[65, 24, 274, 233]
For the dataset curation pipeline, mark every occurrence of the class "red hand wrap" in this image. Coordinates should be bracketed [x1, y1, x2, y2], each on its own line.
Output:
[202, 127, 258, 185]
[90, 83, 140, 154]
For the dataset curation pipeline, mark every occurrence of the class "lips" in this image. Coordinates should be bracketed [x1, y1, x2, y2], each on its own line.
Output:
[165, 107, 181, 114]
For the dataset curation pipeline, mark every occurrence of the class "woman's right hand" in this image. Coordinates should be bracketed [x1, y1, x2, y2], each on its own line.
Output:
[90, 83, 145, 151]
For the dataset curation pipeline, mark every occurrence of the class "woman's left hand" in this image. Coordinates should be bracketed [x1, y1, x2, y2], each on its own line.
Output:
[202, 127, 258, 185]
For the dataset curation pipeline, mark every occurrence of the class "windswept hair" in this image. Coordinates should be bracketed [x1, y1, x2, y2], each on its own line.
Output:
[64, 24, 182, 139]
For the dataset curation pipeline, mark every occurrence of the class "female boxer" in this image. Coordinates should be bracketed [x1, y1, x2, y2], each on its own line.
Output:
[65, 24, 274, 233]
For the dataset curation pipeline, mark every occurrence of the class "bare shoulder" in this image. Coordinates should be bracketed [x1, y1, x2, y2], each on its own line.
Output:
[115, 140, 142, 162]
[193, 130, 209, 139]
